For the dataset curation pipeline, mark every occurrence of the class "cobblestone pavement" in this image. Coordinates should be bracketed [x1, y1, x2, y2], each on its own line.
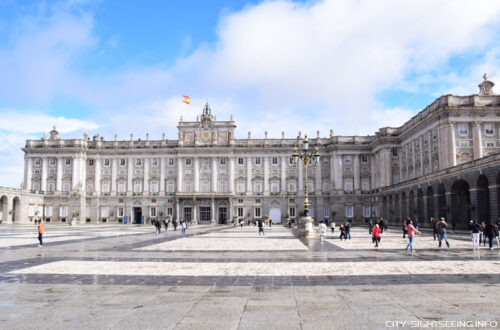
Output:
[0, 223, 499, 329]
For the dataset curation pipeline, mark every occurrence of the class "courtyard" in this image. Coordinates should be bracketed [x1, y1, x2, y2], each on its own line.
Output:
[0, 223, 499, 329]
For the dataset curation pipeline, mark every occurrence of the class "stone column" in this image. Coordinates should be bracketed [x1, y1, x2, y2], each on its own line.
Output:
[111, 158, 117, 195]
[334, 154, 343, 191]
[193, 198, 197, 223]
[474, 122, 483, 160]
[176, 199, 180, 222]
[315, 159, 322, 194]
[160, 158, 165, 195]
[211, 198, 215, 222]
[353, 154, 360, 192]
[405, 144, 409, 179]
[281, 156, 287, 191]
[194, 157, 200, 193]
[385, 149, 392, 187]
[56, 157, 62, 192]
[80, 155, 86, 194]
[143, 157, 149, 194]
[95, 156, 101, 195]
[177, 157, 183, 193]
[211, 157, 218, 193]
[419, 136, 424, 176]
[370, 154, 376, 189]
[411, 141, 416, 179]
[449, 123, 457, 166]
[246, 156, 252, 195]
[263, 156, 269, 194]
[26, 157, 33, 191]
[428, 131, 432, 173]
[41, 157, 48, 192]
[298, 160, 304, 194]
[398, 149, 403, 182]
[127, 157, 133, 195]
[229, 157, 235, 194]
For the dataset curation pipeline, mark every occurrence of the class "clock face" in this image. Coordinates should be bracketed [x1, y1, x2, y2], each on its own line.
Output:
[201, 130, 211, 141]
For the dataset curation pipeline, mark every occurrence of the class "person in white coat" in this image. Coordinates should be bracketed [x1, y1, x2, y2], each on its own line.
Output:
[319, 220, 327, 244]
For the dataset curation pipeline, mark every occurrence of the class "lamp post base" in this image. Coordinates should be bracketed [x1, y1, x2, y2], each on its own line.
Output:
[294, 216, 317, 238]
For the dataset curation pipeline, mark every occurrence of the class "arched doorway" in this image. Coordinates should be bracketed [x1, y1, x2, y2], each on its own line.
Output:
[12, 197, 20, 223]
[0, 195, 8, 224]
[394, 194, 400, 222]
[401, 192, 408, 220]
[382, 196, 388, 220]
[476, 175, 490, 222]
[426, 186, 434, 221]
[409, 190, 416, 219]
[417, 188, 424, 223]
[437, 184, 446, 219]
[451, 180, 471, 225]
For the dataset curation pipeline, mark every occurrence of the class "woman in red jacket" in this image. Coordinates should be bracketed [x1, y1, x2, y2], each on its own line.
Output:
[372, 221, 381, 247]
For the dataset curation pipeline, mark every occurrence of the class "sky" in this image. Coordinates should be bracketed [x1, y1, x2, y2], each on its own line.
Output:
[1, 0, 500, 188]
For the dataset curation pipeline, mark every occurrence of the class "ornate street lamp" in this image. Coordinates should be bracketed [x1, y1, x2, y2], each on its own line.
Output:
[290, 134, 320, 237]
[281, 189, 293, 225]
[69, 188, 81, 226]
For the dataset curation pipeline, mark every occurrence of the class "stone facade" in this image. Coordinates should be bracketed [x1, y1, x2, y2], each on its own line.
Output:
[8, 76, 500, 226]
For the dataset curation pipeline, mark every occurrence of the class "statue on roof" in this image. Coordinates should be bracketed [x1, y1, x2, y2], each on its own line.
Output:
[478, 73, 495, 95]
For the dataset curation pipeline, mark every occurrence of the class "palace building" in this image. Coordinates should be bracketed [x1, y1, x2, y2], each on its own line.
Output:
[2, 76, 500, 227]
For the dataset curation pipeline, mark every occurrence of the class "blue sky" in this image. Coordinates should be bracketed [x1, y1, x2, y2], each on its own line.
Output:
[1, 0, 500, 187]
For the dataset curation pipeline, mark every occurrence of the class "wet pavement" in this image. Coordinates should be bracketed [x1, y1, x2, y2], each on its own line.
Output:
[0, 223, 499, 329]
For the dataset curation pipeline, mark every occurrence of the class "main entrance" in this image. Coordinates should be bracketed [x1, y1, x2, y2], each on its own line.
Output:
[218, 207, 227, 224]
[200, 207, 211, 222]
[133, 207, 142, 224]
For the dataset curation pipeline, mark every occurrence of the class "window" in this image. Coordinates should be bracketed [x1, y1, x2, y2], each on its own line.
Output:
[45, 206, 52, 217]
[253, 181, 263, 194]
[361, 178, 370, 192]
[104, 159, 110, 167]
[118, 207, 124, 217]
[219, 180, 227, 192]
[271, 181, 280, 194]
[459, 140, 469, 147]
[346, 206, 353, 218]
[484, 124, 494, 136]
[150, 207, 157, 217]
[62, 181, 71, 192]
[458, 123, 468, 136]
[185, 158, 191, 166]
[200, 207, 211, 221]
[322, 157, 329, 164]
[168, 158, 174, 166]
[290, 207, 296, 218]
[238, 199, 243, 203]
[34, 158, 41, 166]
[183, 180, 192, 192]
[322, 181, 329, 193]
[48, 182, 55, 192]
[272, 157, 278, 165]
[307, 181, 314, 192]
[220, 158, 226, 165]
[364, 206, 371, 217]
[201, 180, 210, 193]
[120, 159, 126, 167]
[101, 181, 110, 193]
[136, 158, 142, 166]
[255, 207, 261, 218]
[238, 157, 244, 165]
[255, 157, 261, 165]
[118, 181, 126, 193]
[361, 155, 368, 163]
[152, 158, 158, 166]
[238, 207, 243, 217]
[100, 206, 108, 218]
[167, 181, 175, 193]
[344, 155, 352, 164]
[344, 178, 353, 192]
[150, 181, 159, 193]
[287, 181, 297, 193]
[237, 181, 245, 193]
[133, 181, 142, 193]
[167, 207, 173, 216]
[255, 199, 261, 204]
[290, 199, 295, 203]
[392, 148, 398, 157]
[65, 158, 71, 165]
[486, 141, 495, 147]
[49, 158, 56, 165]
[59, 206, 68, 217]
[88, 159, 94, 166]
[324, 207, 330, 218]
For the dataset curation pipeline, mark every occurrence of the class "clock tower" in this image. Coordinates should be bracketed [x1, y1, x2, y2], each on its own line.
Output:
[177, 102, 236, 147]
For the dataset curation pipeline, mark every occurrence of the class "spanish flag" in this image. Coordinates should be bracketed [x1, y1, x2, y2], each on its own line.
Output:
[182, 95, 191, 104]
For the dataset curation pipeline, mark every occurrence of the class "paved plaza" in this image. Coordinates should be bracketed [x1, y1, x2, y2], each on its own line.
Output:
[0, 223, 499, 329]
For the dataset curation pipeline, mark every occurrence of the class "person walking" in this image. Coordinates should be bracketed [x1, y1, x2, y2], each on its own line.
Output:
[345, 222, 351, 240]
[484, 221, 499, 249]
[368, 219, 373, 234]
[431, 218, 438, 240]
[330, 221, 336, 234]
[496, 218, 500, 246]
[173, 219, 178, 231]
[258, 219, 264, 236]
[268, 218, 272, 227]
[339, 224, 346, 241]
[471, 220, 481, 249]
[37, 219, 44, 247]
[379, 219, 384, 234]
[405, 220, 421, 252]
[412, 218, 419, 230]
[372, 221, 381, 247]
[318, 220, 327, 244]
[181, 221, 186, 237]
[402, 222, 408, 239]
[438, 218, 450, 248]
[239, 218, 244, 228]
[480, 221, 487, 247]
